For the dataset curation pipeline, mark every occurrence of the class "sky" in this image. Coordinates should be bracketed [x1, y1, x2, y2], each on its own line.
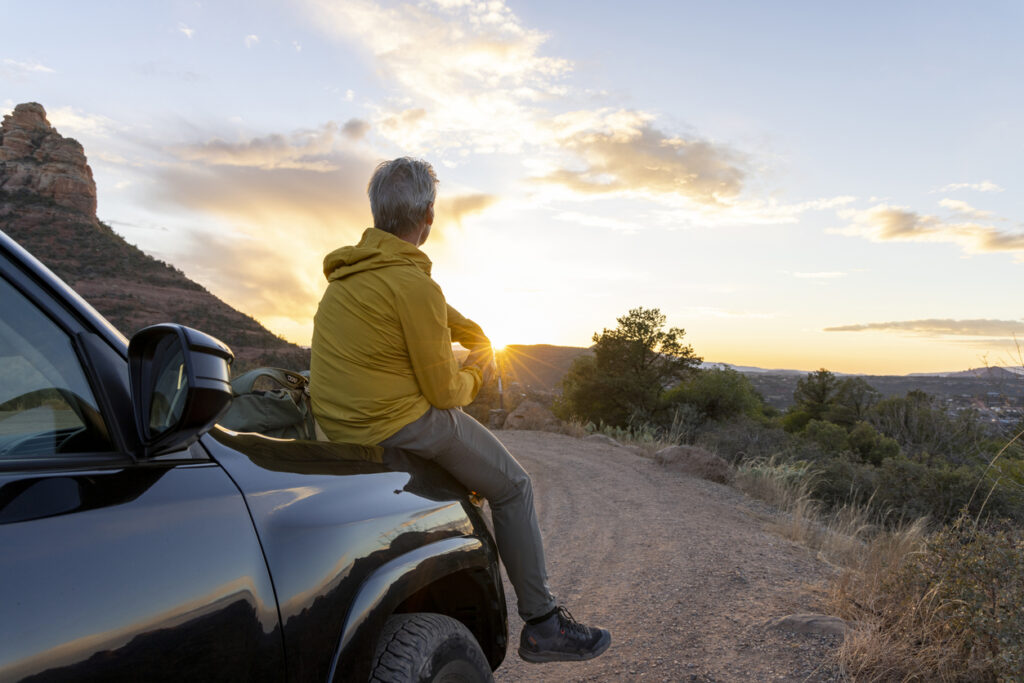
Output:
[3, 0, 1024, 375]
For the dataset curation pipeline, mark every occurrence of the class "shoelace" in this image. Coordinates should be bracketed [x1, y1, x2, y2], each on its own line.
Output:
[555, 606, 591, 637]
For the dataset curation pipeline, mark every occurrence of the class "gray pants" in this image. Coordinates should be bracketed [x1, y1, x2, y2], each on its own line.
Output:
[379, 406, 557, 621]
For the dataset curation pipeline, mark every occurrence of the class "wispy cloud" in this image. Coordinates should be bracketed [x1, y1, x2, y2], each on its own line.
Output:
[537, 109, 745, 206]
[1, 58, 55, 80]
[47, 106, 116, 137]
[937, 198, 995, 221]
[244, 34, 260, 48]
[170, 122, 362, 170]
[297, 0, 842, 225]
[155, 128, 498, 331]
[932, 180, 1003, 194]
[178, 23, 195, 39]
[300, 0, 568, 154]
[825, 318, 1024, 337]
[830, 203, 1024, 260]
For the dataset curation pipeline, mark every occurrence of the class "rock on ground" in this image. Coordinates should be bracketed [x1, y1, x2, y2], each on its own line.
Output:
[654, 445, 733, 484]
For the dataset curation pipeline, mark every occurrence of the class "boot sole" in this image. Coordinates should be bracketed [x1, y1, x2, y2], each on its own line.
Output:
[518, 632, 611, 663]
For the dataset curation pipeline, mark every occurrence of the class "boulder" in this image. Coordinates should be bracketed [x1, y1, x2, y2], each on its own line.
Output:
[584, 433, 621, 447]
[769, 614, 848, 637]
[487, 409, 507, 429]
[654, 445, 732, 484]
[503, 400, 559, 431]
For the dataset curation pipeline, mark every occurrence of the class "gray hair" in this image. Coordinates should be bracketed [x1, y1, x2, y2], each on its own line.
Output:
[367, 157, 438, 236]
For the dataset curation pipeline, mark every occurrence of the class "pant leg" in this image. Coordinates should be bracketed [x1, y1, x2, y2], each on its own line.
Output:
[380, 407, 557, 621]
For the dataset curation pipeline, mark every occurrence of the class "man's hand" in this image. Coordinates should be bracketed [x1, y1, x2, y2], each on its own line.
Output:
[463, 346, 495, 385]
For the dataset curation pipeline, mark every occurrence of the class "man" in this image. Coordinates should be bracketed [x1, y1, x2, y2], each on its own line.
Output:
[310, 157, 610, 664]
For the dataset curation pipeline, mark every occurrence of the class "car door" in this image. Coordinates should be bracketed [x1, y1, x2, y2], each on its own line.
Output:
[0, 257, 284, 682]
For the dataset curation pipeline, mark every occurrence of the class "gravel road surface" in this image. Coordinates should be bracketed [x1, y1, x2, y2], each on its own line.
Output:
[491, 431, 843, 682]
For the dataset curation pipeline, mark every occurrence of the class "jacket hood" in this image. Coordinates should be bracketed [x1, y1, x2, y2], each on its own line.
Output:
[323, 228, 432, 282]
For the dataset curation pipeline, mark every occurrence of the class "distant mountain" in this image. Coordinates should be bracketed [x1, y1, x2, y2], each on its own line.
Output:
[0, 102, 309, 373]
[499, 344, 591, 391]
[907, 366, 1024, 379]
[701, 362, 811, 376]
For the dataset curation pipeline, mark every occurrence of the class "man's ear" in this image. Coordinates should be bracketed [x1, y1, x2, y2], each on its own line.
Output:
[425, 202, 434, 226]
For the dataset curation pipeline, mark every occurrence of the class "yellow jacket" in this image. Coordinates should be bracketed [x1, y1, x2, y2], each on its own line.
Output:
[310, 228, 488, 445]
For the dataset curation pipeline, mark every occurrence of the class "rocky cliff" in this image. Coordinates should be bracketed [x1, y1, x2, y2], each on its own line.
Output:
[0, 102, 97, 215]
[0, 102, 309, 373]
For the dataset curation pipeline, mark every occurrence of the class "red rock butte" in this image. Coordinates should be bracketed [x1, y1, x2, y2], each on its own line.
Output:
[0, 102, 97, 216]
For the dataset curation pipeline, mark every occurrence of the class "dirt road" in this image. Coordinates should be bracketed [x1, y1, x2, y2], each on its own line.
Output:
[491, 431, 843, 682]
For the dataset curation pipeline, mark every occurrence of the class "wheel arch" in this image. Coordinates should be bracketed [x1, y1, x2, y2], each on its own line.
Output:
[328, 536, 507, 682]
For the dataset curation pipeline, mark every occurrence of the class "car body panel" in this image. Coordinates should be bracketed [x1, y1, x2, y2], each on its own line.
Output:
[205, 430, 506, 681]
[0, 460, 284, 682]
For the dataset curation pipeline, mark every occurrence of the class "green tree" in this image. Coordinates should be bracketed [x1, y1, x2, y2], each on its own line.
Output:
[792, 368, 838, 420]
[666, 367, 764, 423]
[555, 307, 701, 426]
[827, 377, 881, 427]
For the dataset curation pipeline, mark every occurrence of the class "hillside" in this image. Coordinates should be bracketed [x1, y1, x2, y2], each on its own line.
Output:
[498, 344, 590, 391]
[0, 103, 309, 373]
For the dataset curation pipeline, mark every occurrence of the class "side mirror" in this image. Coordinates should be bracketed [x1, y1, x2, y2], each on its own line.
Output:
[128, 324, 234, 457]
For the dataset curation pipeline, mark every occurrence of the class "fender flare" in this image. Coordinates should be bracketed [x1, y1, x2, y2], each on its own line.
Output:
[327, 536, 495, 681]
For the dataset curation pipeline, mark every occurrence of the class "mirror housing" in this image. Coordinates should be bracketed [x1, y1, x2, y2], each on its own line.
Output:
[128, 324, 234, 457]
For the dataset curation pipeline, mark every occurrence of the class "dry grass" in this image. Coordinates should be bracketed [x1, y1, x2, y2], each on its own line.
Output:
[735, 458, 879, 567]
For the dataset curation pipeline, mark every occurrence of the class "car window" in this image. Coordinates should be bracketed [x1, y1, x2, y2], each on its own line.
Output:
[0, 277, 113, 457]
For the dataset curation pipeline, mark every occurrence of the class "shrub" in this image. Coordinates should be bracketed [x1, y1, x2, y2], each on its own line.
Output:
[695, 416, 790, 465]
[847, 420, 900, 465]
[837, 514, 1024, 680]
[802, 419, 850, 454]
[664, 368, 764, 423]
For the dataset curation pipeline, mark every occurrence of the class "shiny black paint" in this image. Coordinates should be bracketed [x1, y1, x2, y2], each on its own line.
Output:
[0, 460, 284, 682]
[206, 431, 507, 682]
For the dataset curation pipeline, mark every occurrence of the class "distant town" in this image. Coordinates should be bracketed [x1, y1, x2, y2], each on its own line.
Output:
[742, 367, 1024, 433]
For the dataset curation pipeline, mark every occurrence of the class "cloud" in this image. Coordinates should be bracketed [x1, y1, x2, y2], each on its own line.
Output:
[244, 34, 260, 48]
[436, 193, 497, 226]
[938, 198, 995, 221]
[153, 134, 500, 328]
[824, 319, 1024, 337]
[341, 118, 370, 140]
[536, 109, 745, 205]
[831, 204, 1024, 260]
[178, 23, 195, 38]
[1, 58, 55, 80]
[932, 181, 1003, 194]
[299, 0, 568, 153]
[47, 106, 117, 137]
[298, 0, 843, 224]
[170, 123, 345, 170]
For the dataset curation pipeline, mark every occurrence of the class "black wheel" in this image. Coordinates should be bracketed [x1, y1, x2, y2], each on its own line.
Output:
[370, 613, 494, 683]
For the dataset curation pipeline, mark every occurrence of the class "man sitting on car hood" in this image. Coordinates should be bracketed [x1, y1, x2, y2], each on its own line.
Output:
[310, 156, 611, 665]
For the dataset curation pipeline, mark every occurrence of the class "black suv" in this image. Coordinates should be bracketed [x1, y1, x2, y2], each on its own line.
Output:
[0, 230, 507, 682]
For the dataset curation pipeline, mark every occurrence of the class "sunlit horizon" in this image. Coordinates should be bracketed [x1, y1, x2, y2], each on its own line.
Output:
[5, 1, 1024, 376]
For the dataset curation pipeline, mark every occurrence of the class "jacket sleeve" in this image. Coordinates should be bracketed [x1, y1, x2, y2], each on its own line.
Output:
[395, 277, 482, 409]
[446, 304, 491, 352]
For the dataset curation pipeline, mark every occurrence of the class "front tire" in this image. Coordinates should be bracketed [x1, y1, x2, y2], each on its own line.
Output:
[371, 613, 494, 683]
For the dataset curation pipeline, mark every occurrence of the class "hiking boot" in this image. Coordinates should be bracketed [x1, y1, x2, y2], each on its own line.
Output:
[518, 607, 611, 663]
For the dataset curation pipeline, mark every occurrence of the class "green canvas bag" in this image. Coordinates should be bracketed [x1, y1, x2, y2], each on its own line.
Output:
[219, 367, 317, 440]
